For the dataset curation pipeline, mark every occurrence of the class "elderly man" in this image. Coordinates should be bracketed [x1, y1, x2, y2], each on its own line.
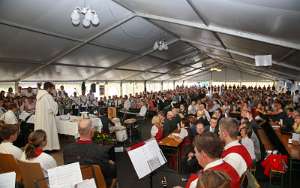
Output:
[63, 119, 116, 186]
[163, 111, 179, 137]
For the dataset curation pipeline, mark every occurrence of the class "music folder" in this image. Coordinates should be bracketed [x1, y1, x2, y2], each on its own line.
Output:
[127, 138, 167, 179]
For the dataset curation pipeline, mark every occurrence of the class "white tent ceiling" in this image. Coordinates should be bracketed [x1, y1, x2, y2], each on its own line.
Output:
[0, 0, 299, 82]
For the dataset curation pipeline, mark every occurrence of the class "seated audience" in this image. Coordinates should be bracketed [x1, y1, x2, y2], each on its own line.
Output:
[137, 101, 147, 117]
[163, 111, 178, 137]
[239, 122, 256, 162]
[219, 118, 252, 177]
[21, 130, 57, 176]
[205, 117, 219, 134]
[151, 115, 164, 141]
[196, 170, 231, 188]
[63, 119, 116, 186]
[293, 114, 300, 133]
[188, 101, 197, 115]
[186, 133, 240, 188]
[0, 100, 6, 115]
[195, 121, 206, 137]
[178, 118, 189, 140]
[241, 118, 261, 161]
[0, 103, 18, 125]
[0, 122, 22, 159]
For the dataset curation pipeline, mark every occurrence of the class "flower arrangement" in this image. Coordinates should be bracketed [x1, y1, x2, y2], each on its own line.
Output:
[93, 131, 115, 145]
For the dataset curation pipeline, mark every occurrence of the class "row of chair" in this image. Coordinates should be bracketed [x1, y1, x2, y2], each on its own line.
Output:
[0, 153, 109, 188]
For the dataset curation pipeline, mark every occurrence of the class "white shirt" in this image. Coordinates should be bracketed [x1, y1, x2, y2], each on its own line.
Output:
[179, 128, 188, 139]
[241, 137, 255, 160]
[20, 152, 57, 177]
[293, 94, 299, 104]
[204, 110, 211, 121]
[209, 126, 215, 133]
[79, 95, 88, 107]
[189, 159, 224, 188]
[188, 105, 196, 114]
[0, 110, 18, 124]
[223, 140, 247, 177]
[138, 105, 147, 117]
[151, 126, 159, 137]
[0, 142, 22, 159]
[124, 99, 131, 110]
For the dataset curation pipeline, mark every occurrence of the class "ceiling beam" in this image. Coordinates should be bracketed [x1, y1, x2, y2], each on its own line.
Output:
[210, 53, 300, 79]
[185, 0, 209, 26]
[85, 38, 179, 80]
[177, 62, 220, 80]
[278, 49, 297, 62]
[214, 60, 276, 81]
[0, 20, 82, 43]
[136, 12, 300, 50]
[213, 57, 292, 80]
[122, 49, 198, 80]
[17, 14, 135, 81]
[181, 38, 300, 72]
[0, 19, 173, 63]
[148, 56, 211, 80]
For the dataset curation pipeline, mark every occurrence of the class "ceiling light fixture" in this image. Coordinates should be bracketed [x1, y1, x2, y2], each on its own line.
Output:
[153, 40, 168, 51]
[71, 5, 99, 28]
[210, 68, 222, 72]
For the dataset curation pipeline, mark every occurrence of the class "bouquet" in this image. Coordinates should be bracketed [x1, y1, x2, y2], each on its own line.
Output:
[93, 131, 115, 145]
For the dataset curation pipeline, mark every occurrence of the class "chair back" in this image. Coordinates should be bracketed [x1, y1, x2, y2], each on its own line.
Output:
[17, 160, 48, 188]
[80, 165, 107, 188]
[0, 153, 22, 182]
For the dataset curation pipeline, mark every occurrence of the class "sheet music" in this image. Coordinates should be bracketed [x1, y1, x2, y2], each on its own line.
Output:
[0, 172, 16, 188]
[128, 146, 152, 179]
[75, 179, 97, 188]
[48, 162, 83, 188]
[127, 138, 167, 179]
[145, 139, 167, 165]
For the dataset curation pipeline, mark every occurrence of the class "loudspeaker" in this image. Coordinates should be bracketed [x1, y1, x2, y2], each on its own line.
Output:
[91, 83, 96, 93]
[255, 55, 272, 66]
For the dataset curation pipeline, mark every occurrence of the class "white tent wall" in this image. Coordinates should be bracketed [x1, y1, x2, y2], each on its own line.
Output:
[146, 81, 161, 92]
[162, 81, 174, 90]
[0, 82, 15, 93]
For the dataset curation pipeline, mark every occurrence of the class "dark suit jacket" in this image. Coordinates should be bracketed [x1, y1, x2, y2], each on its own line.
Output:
[63, 142, 116, 184]
[205, 125, 219, 134]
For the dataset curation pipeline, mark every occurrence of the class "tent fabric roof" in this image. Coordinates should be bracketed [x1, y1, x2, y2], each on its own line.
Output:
[0, 0, 299, 82]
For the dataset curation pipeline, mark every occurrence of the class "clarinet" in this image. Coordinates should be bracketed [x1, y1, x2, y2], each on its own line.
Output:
[161, 176, 168, 188]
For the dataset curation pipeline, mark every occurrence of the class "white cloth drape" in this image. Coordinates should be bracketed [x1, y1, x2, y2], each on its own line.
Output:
[34, 90, 60, 151]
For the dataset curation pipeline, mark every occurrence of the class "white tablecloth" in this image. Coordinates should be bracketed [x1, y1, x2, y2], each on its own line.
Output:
[56, 115, 103, 138]
[19, 112, 103, 138]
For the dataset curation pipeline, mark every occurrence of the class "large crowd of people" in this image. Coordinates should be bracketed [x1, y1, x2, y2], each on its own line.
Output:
[0, 82, 300, 187]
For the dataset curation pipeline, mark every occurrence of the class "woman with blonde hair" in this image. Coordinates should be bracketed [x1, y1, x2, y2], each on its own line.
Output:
[20, 130, 57, 176]
[151, 115, 163, 141]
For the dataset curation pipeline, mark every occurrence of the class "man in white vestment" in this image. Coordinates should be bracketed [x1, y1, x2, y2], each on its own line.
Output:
[34, 82, 60, 151]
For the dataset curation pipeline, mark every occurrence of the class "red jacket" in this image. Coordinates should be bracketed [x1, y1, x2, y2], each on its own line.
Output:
[261, 154, 288, 176]
[222, 145, 253, 168]
[185, 161, 240, 188]
[155, 126, 164, 141]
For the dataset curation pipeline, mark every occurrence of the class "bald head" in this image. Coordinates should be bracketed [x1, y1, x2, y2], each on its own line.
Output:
[78, 119, 93, 137]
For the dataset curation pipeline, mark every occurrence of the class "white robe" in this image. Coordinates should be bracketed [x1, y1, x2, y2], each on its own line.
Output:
[34, 90, 60, 151]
